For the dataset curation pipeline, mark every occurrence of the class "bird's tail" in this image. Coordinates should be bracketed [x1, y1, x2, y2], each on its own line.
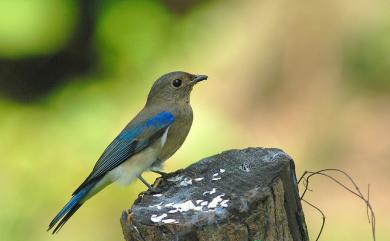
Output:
[47, 180, 97, 234]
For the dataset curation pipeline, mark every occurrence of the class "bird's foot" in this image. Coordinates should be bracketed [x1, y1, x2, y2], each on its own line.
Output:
[138, 175, 161, 194]
[145, 186, 160, 194]
[153, 177, 164, 188]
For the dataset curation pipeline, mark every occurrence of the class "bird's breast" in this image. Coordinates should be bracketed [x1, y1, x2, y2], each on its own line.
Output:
[159, 104, 193, 161]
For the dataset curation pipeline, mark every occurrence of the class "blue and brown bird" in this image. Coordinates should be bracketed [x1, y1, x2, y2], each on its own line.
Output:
[48, 71, 207, 233]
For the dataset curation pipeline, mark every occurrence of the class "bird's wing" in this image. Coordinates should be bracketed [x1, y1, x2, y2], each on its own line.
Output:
[72, 111, 175, 195]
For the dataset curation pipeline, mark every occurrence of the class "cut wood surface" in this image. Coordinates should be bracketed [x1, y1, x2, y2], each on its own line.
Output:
[121, 148, 309, 241]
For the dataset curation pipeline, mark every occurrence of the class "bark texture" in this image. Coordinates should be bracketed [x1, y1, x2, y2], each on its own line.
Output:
[120, 148, 309, 241]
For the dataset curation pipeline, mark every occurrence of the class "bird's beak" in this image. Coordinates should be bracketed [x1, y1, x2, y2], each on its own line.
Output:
[193, 74, 208, 83]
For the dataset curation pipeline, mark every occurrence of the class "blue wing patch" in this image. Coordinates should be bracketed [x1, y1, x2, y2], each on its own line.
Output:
[48, 111, 175, 233]
[72, 111, 175, 195]
[118, 111, 175, 141]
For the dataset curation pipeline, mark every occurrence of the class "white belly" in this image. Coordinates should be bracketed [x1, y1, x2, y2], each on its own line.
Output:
[107, 145, 159, 185]
[107, 127, 169, 185]
[83, 128, 169, 201]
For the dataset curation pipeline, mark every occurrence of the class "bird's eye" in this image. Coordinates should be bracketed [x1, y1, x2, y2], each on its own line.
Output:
[172, 79, 182, 88]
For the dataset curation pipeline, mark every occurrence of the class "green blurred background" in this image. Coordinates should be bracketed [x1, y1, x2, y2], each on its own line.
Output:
[0, 0, 389, 240]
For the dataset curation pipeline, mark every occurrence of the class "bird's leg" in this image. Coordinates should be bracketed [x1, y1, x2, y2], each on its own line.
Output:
[151, 170, 168, 177]
[138, 175, 153, 189]
[138, 175, 157, 192]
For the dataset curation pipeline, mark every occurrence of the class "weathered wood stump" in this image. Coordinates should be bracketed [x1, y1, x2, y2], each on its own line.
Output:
[120, 148, 309, 241]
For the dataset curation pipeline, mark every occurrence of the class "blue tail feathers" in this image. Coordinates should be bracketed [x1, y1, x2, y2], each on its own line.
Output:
[48, 181, 96, 234]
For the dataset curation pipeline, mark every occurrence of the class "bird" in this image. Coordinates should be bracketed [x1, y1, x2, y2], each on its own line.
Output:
[48, 71, 207, 234]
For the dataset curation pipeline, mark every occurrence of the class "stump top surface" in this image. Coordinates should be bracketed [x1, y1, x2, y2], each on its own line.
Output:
[130, 148, 292, 227]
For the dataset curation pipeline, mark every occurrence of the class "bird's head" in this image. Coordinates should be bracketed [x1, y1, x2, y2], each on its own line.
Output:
[146, 71, 207, 105]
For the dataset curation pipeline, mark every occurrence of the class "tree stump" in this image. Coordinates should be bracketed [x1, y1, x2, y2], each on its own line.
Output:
[120, 148, 309, 241]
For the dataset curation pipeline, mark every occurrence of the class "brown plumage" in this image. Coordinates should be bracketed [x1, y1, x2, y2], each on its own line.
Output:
[48, 71, 207, 233]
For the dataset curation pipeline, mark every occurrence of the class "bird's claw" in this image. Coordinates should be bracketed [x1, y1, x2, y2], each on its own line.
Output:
[152, 177, 164, 188]
[145, 186, 160, 195]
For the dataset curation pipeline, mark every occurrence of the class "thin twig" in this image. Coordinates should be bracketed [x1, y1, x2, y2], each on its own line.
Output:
[298, 169, 376, 241]
[366, 184, 370, 224]
[298, 170, 308, 184]
[302, 198, 326, 241]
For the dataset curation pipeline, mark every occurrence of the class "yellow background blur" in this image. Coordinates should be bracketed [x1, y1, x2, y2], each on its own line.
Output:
[0, 0, 389, 240]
